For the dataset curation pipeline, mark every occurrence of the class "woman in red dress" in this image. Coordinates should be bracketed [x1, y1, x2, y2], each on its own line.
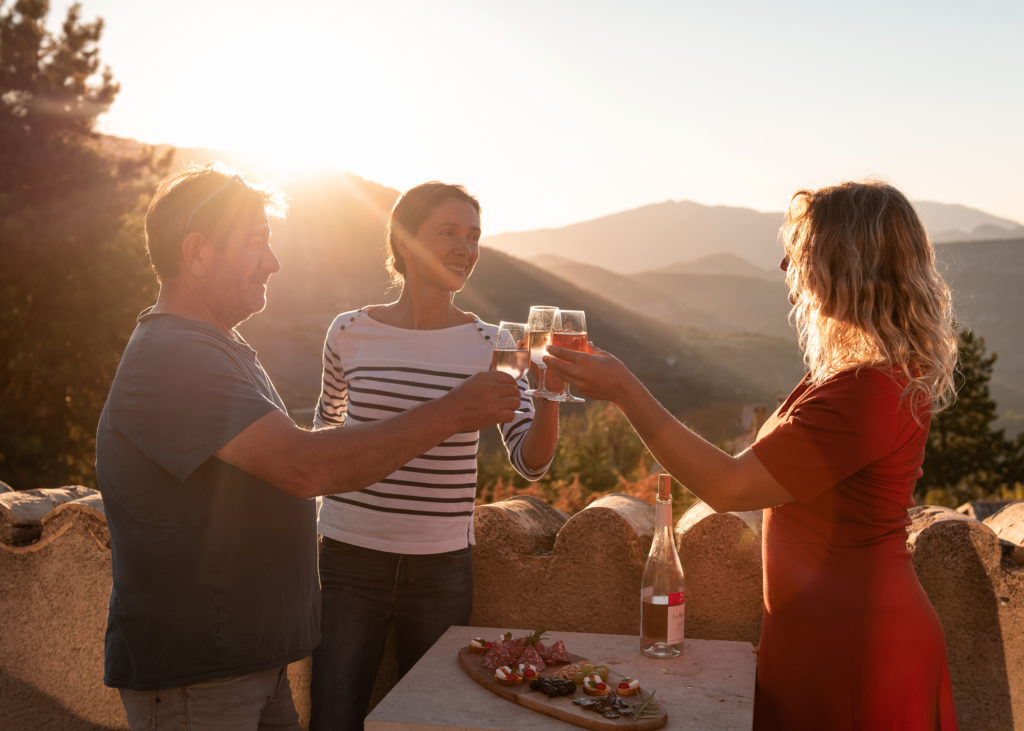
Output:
[546, 180, 959, 730]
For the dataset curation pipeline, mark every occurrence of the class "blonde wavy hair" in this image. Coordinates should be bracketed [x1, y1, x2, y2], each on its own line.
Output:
[781, 180, 958, 416]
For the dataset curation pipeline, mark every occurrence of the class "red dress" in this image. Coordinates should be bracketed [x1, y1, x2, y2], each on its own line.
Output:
[750, 369, 958, 730]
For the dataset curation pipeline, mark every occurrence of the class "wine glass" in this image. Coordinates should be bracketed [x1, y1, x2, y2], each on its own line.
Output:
[547, 309, 586, 402]
[491, 321, 531, 414]
[524, 306, 559, 399]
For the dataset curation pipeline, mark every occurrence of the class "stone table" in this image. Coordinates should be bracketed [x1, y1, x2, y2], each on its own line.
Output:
[365, 626, 756, 730]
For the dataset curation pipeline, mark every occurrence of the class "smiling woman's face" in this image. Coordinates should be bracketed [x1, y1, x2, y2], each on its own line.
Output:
[398, 198, 481, 292]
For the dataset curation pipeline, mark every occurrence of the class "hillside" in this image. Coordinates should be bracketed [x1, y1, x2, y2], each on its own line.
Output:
[654, 252, 778, 280]
[485, 198, 1024, 274]
[531, 239, 1024, 436]
[231, 175, 802, 440]
[531, 256, 793, 341]
[916, 201, 1024, 243]
[487, 200, 785, 272]
[101, 137, 1021, 436]
[936, 238, 1024, 434]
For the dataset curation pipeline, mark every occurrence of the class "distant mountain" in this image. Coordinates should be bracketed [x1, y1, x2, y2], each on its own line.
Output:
[102, 136, 1022, 436]
[650, 252, 778, 280]
[485, 199, 1024, 274]
[531, 255, 793, 341]
[222, 173, 805, 441]
[488, 200, 784, 273]
[936, 239, 1024, 435]
[914, 201, 1024, 243]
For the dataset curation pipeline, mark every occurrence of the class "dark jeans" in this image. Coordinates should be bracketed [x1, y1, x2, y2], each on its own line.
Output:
[119, 666, 299, 731]
[309, 538, 473, 731]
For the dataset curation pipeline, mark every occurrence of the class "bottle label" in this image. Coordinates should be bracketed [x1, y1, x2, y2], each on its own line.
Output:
[668, 602, 685, 645]
[667, 591, 685, 606]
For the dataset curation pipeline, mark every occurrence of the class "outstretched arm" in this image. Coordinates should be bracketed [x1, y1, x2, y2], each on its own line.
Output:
[217, 370, 522, 498]
[545, 345, 793, 512]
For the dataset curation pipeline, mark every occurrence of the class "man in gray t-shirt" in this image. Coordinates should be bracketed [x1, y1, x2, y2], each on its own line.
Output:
[97, 165, 522, 729]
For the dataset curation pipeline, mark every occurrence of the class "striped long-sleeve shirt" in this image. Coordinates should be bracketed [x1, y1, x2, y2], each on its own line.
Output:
[313, 308, 550, 554]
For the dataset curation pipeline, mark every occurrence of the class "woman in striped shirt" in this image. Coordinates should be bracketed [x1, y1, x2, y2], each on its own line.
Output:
[309, 182, 560, 730]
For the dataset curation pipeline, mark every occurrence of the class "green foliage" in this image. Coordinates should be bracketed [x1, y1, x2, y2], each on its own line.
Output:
[1, 0, 119, 144]
[919, 327, 1024, 506]
[549, 403, 650, 492]
[477, 403, 653, 504]
[0, 0, 169, 488]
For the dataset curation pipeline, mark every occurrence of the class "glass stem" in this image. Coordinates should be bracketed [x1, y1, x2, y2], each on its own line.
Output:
[538, 365, 548, 392]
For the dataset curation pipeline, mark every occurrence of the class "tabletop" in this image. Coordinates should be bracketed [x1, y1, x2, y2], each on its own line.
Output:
[364, 626, 756, 730]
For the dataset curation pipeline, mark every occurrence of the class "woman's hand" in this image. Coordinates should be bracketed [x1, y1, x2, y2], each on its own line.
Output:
[544, 343, 638, 405]
[530, 361, 565, 393]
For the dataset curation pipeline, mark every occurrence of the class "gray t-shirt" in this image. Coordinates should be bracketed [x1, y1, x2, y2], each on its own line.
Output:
[96, 310, 319, 690]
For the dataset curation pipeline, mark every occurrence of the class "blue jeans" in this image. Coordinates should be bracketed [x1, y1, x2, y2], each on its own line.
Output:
[309, 538, 473, 731]
[118, 666, 299, 731]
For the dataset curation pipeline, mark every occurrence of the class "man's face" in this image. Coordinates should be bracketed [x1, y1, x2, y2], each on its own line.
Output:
[201, 206, 279, 329]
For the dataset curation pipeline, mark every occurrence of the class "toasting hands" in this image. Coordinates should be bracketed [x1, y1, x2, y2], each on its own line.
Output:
[446, 370, 522, 430]
[544, 343, 639, 406]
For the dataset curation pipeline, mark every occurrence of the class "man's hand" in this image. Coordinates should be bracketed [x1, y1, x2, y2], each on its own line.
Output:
[444, 370, 521, 432]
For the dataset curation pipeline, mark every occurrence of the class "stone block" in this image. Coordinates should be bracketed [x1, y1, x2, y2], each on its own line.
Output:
[545, 494, 651, 635]
[677, 503, 763, 644]
[908, 505, 1014, 730]
[471, 493, 648, 636]
[958, 499, 1019, 522]
[0, 501, 123, 729]
[984, 501, 1024, 550]
[0, 486, 98, 546]
[470, 495, 568, 630]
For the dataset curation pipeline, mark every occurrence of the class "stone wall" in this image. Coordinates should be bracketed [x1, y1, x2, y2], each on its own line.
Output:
[1, 484, 1021, 730]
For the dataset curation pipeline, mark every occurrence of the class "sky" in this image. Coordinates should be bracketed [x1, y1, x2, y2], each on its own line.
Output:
[54, 0, 1024, 235]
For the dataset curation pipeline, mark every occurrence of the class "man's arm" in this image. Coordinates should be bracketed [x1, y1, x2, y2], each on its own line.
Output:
[216, 370, 521, 498]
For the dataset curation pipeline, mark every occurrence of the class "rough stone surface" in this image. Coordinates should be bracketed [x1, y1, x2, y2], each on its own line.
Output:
[985, 501, 1024, 549]
[0, 486, 98, 546]
[470, 495, 568, 630]
[677, 503, 763, 644]
[2, 490, 1022, 731]
[0, 496, 123, 729]
[959, 499, 1018, 522]
[908, 505, 1017, 730]
[544, 494, 651, 635]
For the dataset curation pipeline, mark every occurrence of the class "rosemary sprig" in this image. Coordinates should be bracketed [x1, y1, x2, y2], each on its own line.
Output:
[628, 689, 661, 720]
[525, 624, 551, 646]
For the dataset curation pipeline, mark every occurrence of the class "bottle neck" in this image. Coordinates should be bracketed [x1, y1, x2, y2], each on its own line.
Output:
[655, 497, 673, 530]
[650, 497, 676, 556]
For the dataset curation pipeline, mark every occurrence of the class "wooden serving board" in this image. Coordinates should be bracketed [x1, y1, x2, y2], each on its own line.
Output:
[457, 646, 667, 730]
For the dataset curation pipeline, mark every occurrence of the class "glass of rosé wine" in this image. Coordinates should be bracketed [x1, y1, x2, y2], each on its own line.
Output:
[547, 309, 586, 402]
[524, 306, 560, 399]
[491, 322, 530, 414]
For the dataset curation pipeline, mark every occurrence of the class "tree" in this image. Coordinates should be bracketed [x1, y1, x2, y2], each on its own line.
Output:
[1, 0, 169, 489]
[918, 327, 1018, 505]
[476, 403, 653, 507]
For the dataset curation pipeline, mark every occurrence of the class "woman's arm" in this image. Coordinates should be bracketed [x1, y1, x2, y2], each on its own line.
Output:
[545, 345, 793, 512]
[518, 397, 559, 473]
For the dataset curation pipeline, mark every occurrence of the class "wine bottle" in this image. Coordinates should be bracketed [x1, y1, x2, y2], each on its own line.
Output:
[640, 473, 685, 658]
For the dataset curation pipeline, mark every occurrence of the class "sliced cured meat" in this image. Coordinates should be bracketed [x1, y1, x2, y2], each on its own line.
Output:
[539, 639, 571, 664]
[501, 638, 524, 663]
[518, 644, 546, 672]
[480, 643, 518, 671]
